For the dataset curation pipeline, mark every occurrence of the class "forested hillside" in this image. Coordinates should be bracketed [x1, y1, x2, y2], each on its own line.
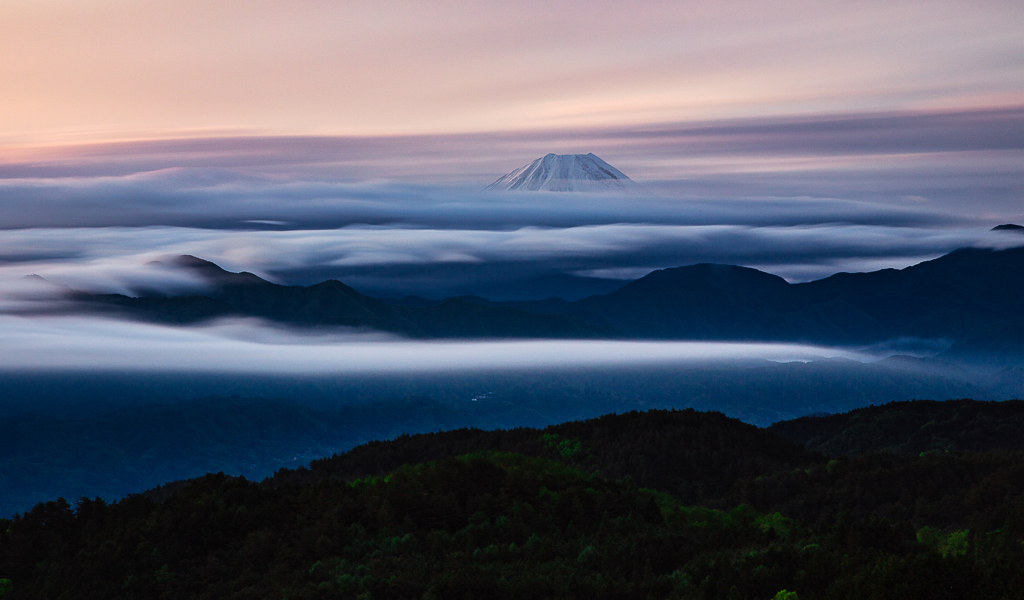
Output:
[770, 399, 1024, 456]
[2, 403, 1023, 599]
[3, 360, 991, 518]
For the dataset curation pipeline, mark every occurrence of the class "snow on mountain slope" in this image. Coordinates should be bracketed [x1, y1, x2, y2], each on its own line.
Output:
[486, 153, 645, 193]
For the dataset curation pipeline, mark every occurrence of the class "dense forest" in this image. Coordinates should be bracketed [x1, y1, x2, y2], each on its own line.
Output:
[2, 401, 1023, 599]
[770, 399, 1024, 456]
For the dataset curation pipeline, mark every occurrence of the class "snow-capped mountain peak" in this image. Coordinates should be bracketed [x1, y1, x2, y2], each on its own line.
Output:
[486, 153, 644, 193]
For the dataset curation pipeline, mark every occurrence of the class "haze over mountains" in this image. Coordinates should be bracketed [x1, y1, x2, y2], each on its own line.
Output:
[8, 237, 1021, 519]
[74, 255, 613, 339]
[67, 246, 1024, 362]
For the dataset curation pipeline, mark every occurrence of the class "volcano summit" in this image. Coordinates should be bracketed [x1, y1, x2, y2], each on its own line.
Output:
[487, 153, 644, 193]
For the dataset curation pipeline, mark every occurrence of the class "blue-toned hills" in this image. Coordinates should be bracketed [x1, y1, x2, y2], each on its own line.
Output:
[64, 245, 1024, 363]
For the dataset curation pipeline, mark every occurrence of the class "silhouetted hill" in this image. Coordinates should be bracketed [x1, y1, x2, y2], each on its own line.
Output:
[570, 264, 803, 339]
[799, 246, 1024, 343]
[4, 404, 1024, 599]
[505, 246, 1024, 351]
[70, 247, 1024, 353]
[272, 409, 820, 505]
[78, 256, 614, 339]
[770, 399, 1024, 456]
[380, 294, 440, 308]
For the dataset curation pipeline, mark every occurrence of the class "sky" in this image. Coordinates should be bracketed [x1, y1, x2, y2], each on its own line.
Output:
[1, 0, 1023, 367]
[2, 0, 1023, 142]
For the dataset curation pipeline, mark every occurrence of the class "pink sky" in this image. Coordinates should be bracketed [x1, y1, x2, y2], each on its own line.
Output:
[2, 0, 1022, 144]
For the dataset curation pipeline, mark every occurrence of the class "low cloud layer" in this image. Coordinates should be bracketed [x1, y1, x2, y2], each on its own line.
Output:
[0, 168, 978, 231]
[2, 107, 1022, 217]
[1, 223, 1021, 300]
[0, 315, 866, 373]
[1, 107, 1022, 299]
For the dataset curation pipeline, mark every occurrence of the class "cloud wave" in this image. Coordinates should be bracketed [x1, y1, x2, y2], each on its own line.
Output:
[1, 107, 1022, 299]
[0, 315, 866, 373]
[1, 223, 1021, 300]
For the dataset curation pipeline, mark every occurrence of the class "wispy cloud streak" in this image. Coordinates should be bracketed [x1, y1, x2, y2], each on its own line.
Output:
[1, 107, 1021, 299]
[1, 223, 1020, 300]
[4, 106, 1022, 179]
[0, 315, 864, 373]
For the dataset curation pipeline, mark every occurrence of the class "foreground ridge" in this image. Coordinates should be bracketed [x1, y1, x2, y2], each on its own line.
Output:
[2, 403, 1024, 598]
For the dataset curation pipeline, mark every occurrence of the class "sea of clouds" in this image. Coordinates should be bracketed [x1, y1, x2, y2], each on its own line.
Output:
[0, 106, 1021, 370]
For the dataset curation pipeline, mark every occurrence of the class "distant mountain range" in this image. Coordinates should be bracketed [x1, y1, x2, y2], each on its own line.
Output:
[497, 245, 1024, 360]
[486, 153, 645, 193]
[76, 255, 614, 339]
[71, 246, 1024, 358]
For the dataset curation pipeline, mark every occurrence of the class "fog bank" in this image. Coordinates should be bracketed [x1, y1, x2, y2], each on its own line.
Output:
[0, 315, 869, 373]
[2, 222, 1021, 300]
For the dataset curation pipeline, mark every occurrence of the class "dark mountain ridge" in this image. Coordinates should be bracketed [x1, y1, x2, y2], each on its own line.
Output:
[770, 398, 1024, 456]
[474, 246, 1024, 362]
[4, 402, 1024, 598]
[269, 408, 821, 505]
[508, 246, 1024, 346]
[78, 256, 614, 339]
[70, 246, 1024, 356]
